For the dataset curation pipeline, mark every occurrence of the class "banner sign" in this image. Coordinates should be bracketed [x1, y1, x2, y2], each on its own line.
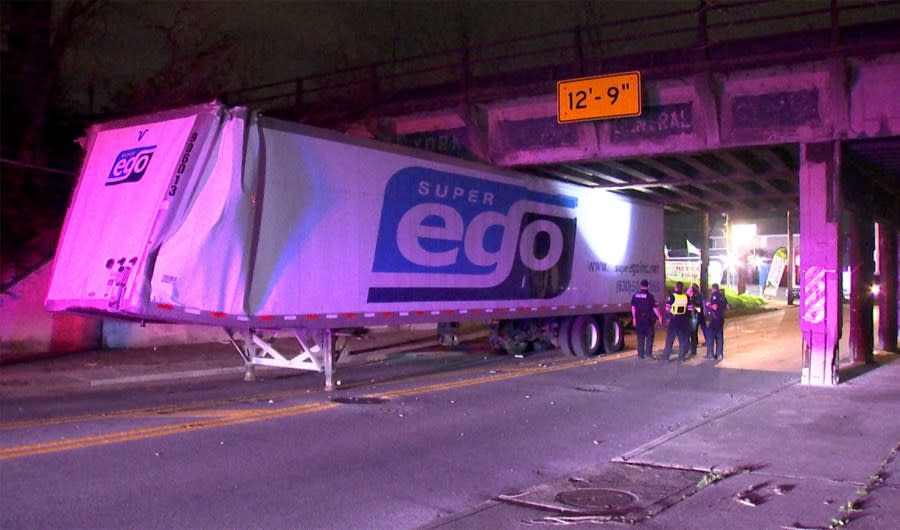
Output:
[665, 260, 700, 282]
[764, 247, 787, 298]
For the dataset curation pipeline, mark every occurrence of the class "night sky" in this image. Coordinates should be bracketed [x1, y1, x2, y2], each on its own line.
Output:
[5, 0, 681, 256]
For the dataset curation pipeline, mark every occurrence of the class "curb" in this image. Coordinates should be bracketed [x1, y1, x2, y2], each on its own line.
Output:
[89, 366, 246, 387]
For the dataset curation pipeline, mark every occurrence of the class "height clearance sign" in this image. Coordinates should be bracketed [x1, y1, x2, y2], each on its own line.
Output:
[557, 71, 641, 123]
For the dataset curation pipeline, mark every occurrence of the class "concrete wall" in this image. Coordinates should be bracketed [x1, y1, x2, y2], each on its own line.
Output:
[100, 320, 226, 350]
[1, 263, 227, 362]
[0, 263, 100, 362]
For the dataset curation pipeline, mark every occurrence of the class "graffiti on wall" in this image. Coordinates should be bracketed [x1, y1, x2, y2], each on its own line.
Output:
[610, 102, 694, 142]
[392, 128, 475, 160]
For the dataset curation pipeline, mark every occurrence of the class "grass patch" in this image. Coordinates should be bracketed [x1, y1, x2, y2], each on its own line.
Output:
[723, 288, 776, 318]
[697, 470, 726, 489]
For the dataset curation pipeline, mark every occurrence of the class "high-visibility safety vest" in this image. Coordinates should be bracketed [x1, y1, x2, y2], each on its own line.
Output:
[671, 293, 688, 315]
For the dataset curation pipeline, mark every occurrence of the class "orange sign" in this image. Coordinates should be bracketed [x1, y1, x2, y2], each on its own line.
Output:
[557, 72, 641, 123]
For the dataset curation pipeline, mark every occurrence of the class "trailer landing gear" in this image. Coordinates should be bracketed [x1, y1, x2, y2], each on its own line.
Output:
[225, 328, 351, 390]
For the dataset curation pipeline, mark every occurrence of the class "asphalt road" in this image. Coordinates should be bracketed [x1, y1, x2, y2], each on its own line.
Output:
[1, 308, 806, 529]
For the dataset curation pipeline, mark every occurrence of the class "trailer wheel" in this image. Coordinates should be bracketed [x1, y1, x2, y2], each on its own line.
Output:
[557, 317, 576, 356]
[602, 315, 624, 354]
[567, 315, 601, 358]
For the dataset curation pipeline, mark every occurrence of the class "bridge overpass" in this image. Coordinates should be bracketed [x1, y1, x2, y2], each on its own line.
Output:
[221, 0, 899, 385]
[2, 1, 897, 385]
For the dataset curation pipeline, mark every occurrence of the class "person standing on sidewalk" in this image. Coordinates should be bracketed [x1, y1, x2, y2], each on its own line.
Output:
[662, 281, 690, 362]
[631, 279, 663, 359]
[686, 282, 706, 357]
[705, 283, 729, 360]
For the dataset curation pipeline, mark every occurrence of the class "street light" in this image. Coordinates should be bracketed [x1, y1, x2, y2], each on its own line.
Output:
[731, 223, 757, 294]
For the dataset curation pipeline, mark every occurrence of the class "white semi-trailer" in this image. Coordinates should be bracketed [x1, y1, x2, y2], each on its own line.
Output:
[46, 102, 664, 388]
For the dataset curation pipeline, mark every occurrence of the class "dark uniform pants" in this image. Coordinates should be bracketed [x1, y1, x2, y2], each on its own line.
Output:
[663, 316, 690, 361]
[636, 324, 655, 358]
[706, 319, 725, 360]
[689, 313, 705, 355]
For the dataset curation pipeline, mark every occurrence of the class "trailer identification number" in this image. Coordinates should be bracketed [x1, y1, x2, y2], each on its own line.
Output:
[167, 131, 199, 197]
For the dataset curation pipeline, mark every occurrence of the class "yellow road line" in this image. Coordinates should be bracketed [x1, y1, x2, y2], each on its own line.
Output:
[0, 351, 626, 461]
[0, 388, 318, 431]
[0, 401, 338, 461]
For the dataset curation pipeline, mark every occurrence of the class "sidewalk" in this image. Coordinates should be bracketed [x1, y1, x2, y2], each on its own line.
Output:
[428, 353, 900, 530]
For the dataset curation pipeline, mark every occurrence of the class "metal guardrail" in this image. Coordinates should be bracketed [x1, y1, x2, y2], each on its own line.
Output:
[219, 0, 900, 120]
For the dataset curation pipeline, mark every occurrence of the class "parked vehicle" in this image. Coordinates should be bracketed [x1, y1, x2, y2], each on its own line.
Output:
[45, 102, 664, 388]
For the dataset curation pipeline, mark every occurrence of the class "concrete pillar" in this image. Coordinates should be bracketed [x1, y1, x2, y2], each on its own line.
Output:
[701, 211, 710, 293]
[786, 210, 795, 304]
[799, 142, 842, 386]
[848, 211, 875, 363]
[878, 223, 899, 352]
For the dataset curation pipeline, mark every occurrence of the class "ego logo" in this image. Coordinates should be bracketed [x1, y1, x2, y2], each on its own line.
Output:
[368, 167, 578, 303]
[106, 146, 156, 186]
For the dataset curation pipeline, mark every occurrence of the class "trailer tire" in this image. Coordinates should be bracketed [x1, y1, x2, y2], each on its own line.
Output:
[557, 317, 576, 356]
[567, 315, 601, 358]
[602, 315, 624, 354]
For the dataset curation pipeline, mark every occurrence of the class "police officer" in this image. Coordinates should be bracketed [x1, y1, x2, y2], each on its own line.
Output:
[705, 283, 729, 360]
[631, 279, 663, 359]
[686, 282, 706, 357]
[662, 281, 690, 362]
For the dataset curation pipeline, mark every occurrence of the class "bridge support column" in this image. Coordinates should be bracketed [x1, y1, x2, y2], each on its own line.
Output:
[701, 212, 709, 293]
[799, 142, 842, 386]
[786, 209, 797, 305]
[848, 210, 875, 363]
[878, 222, 899, 352]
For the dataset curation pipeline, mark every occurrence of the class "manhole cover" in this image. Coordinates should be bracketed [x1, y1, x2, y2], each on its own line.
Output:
[329, 395, 389, 405]
[555, 488, 638, 510]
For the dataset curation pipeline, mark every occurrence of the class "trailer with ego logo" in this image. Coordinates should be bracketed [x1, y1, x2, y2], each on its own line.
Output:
[46, 102, 664, 389]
